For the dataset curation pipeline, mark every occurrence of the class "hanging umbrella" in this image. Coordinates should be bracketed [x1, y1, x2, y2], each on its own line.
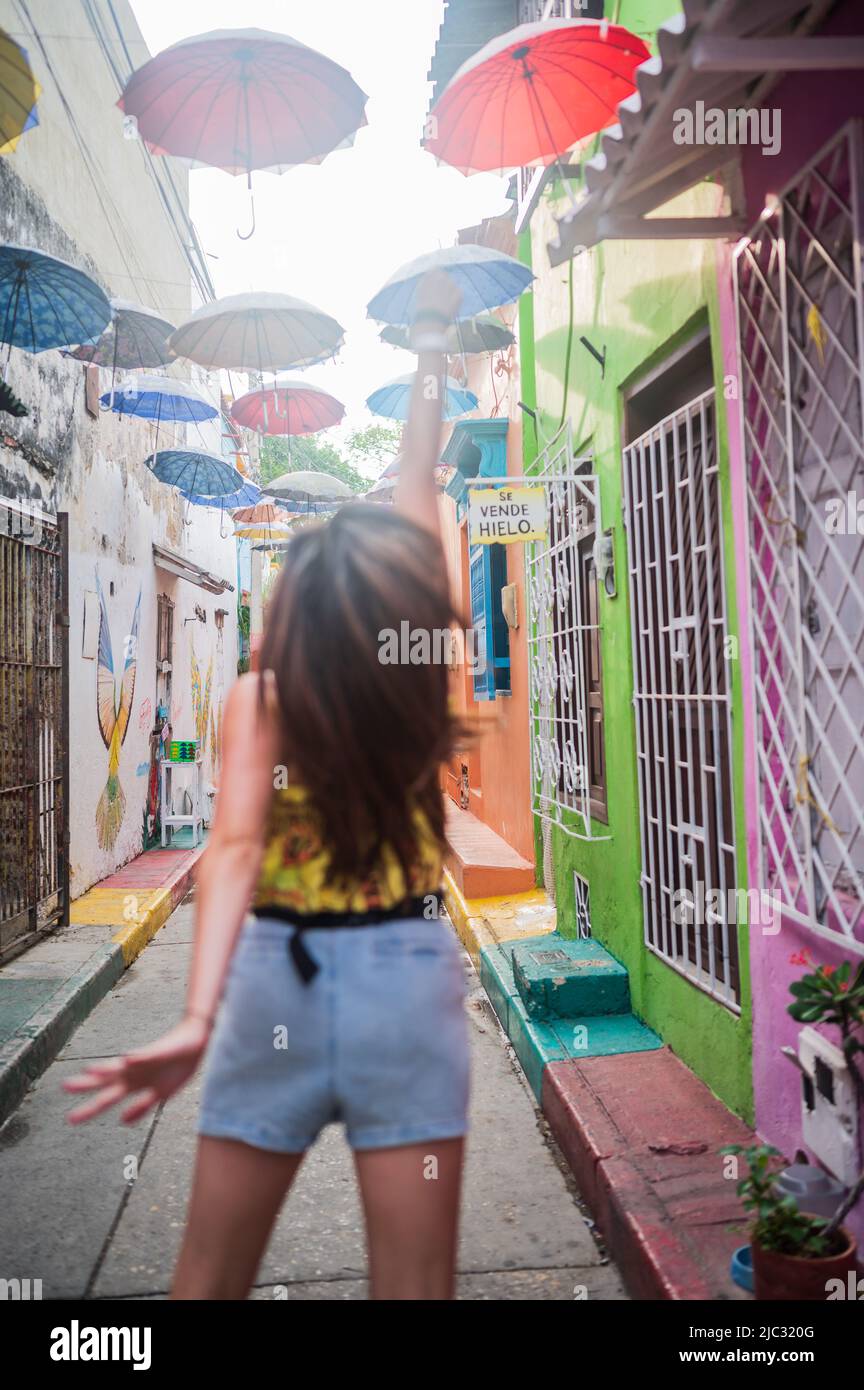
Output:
[0, 244, 111, 353]
[0, 27, 40, 155]
[70, 299, 175, 369]
[233, 503, 295, 543]
[380, 314, 514, 355]
[118, 29, 367, 173]
[230, 377, 344, 435]
[118, 29, 367, 239]
[146, 449, 245, 498]
[168, 293, 344, 372]
[365, 471, 395, 506]
[101, 373, 218, 422]
[264, 469, 354, 505]
[367, 373, 478, 422]
[368, 245, 534, 326]
[186, 479, 262, 511]
[423, 18, 650, 175]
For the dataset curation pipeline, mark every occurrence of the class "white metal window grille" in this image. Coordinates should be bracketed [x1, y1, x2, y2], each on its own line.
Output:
[515, 422, 609, 842]
[574, 871, 592, 939]
[734, 121, 864, 956]
[622, 390, 740, 1009]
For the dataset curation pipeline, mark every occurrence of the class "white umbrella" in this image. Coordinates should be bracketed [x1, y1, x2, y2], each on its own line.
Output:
[264, 469, 354, 504]
[168, 292, 345, 372]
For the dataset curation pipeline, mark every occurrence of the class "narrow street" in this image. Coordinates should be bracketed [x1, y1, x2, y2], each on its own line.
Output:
[0, 897, 625, 1301]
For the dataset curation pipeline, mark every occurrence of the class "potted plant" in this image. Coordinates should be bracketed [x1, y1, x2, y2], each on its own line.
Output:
[722, 1143, 857, 1299]
[724, 957, 864, 1299]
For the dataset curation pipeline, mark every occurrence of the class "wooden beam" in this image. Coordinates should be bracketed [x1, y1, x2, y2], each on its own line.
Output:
[692, 37, 864, 72]
[596, 215, 747, 240]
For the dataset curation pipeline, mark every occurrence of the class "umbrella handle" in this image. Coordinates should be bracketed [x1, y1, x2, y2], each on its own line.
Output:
[236, 175, 256, 241]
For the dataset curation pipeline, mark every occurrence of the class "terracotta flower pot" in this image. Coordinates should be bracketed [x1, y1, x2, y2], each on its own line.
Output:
[752, 1226, 858, 1300]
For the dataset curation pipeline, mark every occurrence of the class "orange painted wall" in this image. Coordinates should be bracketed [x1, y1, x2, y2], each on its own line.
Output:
[439, 296, 535, 866]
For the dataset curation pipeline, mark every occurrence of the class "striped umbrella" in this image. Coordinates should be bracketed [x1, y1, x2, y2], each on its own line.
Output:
[101, 374, 217, 422]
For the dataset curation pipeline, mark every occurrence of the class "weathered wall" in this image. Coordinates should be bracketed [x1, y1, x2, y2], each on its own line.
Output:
[524, 0, 753, 1119]
[0, 0, 238, 896]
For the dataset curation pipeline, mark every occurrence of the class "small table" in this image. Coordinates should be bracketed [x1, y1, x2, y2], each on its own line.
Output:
[160, 755, 203, 848]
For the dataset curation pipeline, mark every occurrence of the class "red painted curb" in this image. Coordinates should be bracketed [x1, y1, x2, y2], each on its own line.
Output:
[542, 1049, 754, 1301]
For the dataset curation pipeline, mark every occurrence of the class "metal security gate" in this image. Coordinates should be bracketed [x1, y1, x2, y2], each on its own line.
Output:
[0, 506, 69, 960]
[735, 120, 864, 954]
[521, 421, 609, 842]
[623, 391, 740, 1008]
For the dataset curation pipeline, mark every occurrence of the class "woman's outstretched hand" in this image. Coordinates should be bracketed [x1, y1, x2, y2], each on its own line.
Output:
[63, 1015, 211, 1125]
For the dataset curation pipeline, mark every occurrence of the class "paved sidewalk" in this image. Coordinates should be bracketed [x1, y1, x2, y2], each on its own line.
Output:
[0, 896, 627, 1302]
[0, 842, 202, 1127]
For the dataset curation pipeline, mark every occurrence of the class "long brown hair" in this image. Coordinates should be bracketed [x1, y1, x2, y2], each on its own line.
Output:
[258, 504, 464, 887]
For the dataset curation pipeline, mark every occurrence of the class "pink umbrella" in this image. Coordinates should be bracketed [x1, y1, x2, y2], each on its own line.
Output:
[119, 29, 367, 236]
[230, 377, 344, 436]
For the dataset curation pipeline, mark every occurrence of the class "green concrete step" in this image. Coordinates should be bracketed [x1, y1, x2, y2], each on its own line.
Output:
[510, 933, 631, 1020]
[480, 940, 662, 1101]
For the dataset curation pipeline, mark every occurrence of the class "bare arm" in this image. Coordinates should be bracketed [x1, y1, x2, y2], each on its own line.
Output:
[396, 269, 463, 545]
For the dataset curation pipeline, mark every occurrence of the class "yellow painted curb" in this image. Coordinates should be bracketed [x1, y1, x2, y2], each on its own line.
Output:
[68, 886, 174, 966]
[443, 869, 556, 964]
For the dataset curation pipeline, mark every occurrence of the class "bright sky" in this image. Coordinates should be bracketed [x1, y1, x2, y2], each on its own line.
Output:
[129, 1, 511, 470]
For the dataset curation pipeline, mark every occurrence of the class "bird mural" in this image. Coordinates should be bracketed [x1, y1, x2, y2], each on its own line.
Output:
[95, 577, 141, 852]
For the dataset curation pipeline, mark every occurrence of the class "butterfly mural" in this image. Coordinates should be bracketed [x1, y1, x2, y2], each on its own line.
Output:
[96, 578, 142, 851]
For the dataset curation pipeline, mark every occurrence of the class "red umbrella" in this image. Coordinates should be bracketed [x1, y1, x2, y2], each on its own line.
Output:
[424, 19, 650, 175]
[119, 29, 367, 173]
[230, 377, 344, 435]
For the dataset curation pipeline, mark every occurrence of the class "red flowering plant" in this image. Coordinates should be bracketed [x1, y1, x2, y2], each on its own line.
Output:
[787, 957, 864, 1238]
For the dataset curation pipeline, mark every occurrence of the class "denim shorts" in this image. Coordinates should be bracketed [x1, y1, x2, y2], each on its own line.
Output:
[198, 914, 471, 1152]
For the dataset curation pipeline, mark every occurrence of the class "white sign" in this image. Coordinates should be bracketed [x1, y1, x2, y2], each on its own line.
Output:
[468, 486, 547, 546]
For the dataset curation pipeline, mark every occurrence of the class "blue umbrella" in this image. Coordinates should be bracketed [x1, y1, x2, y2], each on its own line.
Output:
[367, 373, 478, 422]
[181, 479, 262, 511]
[145, 449, 245, 497]
[0, 244, 111, 352]
[367, 245, 535, 326]
[102, 373, 217, 422]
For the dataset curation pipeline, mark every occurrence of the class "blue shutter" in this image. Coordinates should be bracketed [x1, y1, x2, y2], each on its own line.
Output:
[469, 544, 495, 701]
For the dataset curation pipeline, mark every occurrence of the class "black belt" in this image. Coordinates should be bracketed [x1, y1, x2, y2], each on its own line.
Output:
[251, 894, 444, 984]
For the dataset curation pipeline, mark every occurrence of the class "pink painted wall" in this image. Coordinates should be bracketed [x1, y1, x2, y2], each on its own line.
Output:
[719, 2, 864, 1240]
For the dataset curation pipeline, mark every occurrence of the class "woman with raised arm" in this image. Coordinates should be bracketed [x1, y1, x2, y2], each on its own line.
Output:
[64, 271, 470, 1300]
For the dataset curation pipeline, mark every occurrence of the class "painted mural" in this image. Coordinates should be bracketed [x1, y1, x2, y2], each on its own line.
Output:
[95, 577, 141, 852]
[190, 644, 213, 764]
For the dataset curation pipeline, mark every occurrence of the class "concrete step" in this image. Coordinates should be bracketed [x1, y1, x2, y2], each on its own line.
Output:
[510, 933, 631, 1020]
[480, 940, 661, 1101]
[444, 802, 535, 898]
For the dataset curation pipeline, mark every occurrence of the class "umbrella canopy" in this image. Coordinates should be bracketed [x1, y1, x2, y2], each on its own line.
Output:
[0, 244, 111, 353]
[181, 480, 262, 518]
[168, 293, 344, 372]
[70, 299, 175, 370]
[230, 377, 344, 435]
[368, 245, 534, 326]
[380, 314, 514, 355]
[366, 373, 478, 422]
[423, 19, 650, 175]
[118, 29, 367, 175]
[101, 373, 218, 422]
[0, 27, 40, 155]
[264, 469, 354, 504]
[146, 449, 245, 497]
[365, 471, 395, 505]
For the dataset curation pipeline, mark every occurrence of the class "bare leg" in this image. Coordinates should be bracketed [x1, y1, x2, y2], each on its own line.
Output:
[172, 1136, 305, 1299]
[353, 1138, 464, 1300]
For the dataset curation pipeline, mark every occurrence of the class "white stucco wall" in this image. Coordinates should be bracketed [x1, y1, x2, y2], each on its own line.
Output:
[0, 0, 239, 897]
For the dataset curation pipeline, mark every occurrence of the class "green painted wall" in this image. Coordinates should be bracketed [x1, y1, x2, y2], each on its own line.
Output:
[519, 0, 753, 1120]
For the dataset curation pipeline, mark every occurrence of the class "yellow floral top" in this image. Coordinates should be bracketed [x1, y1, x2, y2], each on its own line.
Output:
[253, 785, 444, 915]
